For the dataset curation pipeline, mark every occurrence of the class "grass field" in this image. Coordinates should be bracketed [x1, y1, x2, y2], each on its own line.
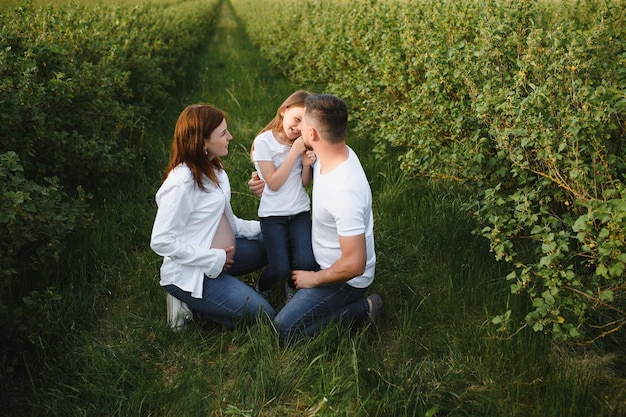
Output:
[2, 0, 625, 415]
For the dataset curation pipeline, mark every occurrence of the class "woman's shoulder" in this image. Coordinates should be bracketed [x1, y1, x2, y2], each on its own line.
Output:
[165, 164, 193, 184]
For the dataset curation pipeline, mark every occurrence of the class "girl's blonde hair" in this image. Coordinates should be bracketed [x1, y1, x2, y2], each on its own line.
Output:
[259, 90, 311, 135]
[250, 90, 310, 161]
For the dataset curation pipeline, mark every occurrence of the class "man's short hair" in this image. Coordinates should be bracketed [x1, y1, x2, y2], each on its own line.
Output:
[304, 94, 348, 143]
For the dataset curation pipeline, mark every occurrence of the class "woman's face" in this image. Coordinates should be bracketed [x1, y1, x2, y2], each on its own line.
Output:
[204, 119, 232, 159]
[281, 106, 305, 140]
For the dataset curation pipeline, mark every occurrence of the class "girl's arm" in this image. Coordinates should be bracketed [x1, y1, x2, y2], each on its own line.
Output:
[301, 149, 316, 187]
[257, 137, 306, 191]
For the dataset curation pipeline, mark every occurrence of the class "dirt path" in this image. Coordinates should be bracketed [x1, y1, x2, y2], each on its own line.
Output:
[191, 0, 295, 131]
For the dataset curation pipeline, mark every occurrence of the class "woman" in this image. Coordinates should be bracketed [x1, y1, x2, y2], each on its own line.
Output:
[151, 104, 275, 331]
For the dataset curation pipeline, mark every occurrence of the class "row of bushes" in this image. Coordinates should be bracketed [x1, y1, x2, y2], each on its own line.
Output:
[233, 0, 626, 341]
[0, 0, 220, 376]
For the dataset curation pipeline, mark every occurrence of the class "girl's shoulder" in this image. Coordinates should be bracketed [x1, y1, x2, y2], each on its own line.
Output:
[254, 130, 277, 144]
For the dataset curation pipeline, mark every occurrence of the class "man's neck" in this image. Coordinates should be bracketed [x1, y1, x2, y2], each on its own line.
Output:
[316, 143, 349, 175]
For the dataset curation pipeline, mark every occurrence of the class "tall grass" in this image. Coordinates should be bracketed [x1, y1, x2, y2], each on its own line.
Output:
[3, 0, 625, 416]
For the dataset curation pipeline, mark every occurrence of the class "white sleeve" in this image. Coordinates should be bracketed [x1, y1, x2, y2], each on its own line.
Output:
[252, 134, 273, 162]
[150, 183, 226, 273]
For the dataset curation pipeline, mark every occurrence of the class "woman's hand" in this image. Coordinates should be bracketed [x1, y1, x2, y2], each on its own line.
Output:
[223, 246, 235, 270]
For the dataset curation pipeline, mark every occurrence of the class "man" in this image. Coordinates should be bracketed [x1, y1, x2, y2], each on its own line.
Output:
[271, 94, 381, 344]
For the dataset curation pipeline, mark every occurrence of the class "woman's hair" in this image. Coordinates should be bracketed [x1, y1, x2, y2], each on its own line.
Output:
[163, 104, 226, 190]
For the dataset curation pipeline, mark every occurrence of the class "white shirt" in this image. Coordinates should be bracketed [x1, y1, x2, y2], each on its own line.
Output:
[312, 147, 375, 288]
[252, 130, 311, 217]
[150, 164, 261, 298]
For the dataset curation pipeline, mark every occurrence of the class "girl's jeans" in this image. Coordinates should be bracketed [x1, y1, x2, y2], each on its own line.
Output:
[163, 237, 276, 329]
[258, 211, 316, 291]
[273, 281, 369, 344]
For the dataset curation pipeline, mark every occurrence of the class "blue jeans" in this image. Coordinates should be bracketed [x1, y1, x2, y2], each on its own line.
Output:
[163, 237, 276, 329]
[258, 211, 316, 291]
[273, 282, 369, 344]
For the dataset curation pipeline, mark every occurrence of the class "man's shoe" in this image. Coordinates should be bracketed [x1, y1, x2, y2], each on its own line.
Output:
[255, 281, 271, 301]
[285, 281, 297, 303]
[166, 293, 192, 332]
[366, 293, 383, 324]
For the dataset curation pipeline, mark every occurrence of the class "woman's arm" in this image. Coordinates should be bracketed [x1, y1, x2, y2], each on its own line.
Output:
[150, 183, 227, 277]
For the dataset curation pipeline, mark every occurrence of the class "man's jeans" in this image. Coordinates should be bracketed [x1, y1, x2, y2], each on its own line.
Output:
[163, 237, 276, 329]
[273, 282, 369, 344]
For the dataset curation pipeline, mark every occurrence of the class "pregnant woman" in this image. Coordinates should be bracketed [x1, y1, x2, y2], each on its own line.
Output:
[150, 104, 275, 331]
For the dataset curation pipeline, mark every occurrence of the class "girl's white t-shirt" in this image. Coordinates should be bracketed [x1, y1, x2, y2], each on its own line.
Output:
[252, 130, 311, 217]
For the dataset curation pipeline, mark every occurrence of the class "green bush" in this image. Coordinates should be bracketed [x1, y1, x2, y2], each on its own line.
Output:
[0, 1, 219, 189]
[0, 0, 220, 280]
[234, 0, 626, 340]
[0, 151, 89, 288]
[0, 151, 89, 379]
[0, 0, 221, 390]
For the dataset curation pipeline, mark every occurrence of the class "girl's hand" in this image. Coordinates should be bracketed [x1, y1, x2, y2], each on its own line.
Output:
[290, 137, 306, 154]
[302, 150, 316, 167]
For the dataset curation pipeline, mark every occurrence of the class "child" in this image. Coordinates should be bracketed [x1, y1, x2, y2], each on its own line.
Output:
[251, 91, 317, 300]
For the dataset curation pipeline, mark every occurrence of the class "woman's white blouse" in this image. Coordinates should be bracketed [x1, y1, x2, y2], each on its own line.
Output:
[150, 164, 260, 298]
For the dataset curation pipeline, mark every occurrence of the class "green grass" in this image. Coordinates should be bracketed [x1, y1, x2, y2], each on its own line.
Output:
[3, 0, 626, 416]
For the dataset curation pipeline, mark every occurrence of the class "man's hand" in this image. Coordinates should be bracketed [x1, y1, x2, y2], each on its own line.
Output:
[248, 171, 265, 197]
[292, 234, 367, 288]
[291, 270, 319, 289]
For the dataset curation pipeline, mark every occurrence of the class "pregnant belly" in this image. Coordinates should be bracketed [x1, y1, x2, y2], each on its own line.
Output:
[211, 213, 236, 260]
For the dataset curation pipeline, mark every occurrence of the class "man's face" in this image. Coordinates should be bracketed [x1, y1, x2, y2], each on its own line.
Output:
[301, 110, 314, 150]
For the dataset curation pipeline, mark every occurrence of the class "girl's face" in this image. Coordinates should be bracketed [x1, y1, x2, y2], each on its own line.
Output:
[281, 106, 305, 140]
[204, 119, 232, 159]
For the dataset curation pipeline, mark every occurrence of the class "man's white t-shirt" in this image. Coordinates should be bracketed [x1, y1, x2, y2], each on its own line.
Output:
[312, 147, 375, 288]
[252, 130, 311, 217]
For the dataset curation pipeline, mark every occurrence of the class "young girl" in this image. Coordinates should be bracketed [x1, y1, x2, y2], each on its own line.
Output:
[151, 104, 275, 331]
[251, 91, 317, 300]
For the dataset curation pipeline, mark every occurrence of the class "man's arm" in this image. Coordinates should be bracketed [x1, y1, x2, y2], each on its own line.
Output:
[291, 233, 366, 289]
[248, 171, 265, 197]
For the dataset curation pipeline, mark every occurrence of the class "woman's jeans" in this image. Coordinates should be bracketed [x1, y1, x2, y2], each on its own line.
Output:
[273, 282, 369, 344]
[163, 237, 276, 329]
[258, 211, 316, 291]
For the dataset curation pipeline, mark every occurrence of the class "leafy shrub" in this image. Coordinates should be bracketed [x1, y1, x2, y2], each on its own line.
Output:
[0, 150, 89, 324]
[234, 0, 626, 340]
[0, 1, 219, 189]
[0, 0, 220, 277]
[0, 0, 221, 390]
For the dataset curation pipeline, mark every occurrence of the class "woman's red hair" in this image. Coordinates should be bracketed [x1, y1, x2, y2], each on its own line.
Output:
[164, 104, 226, 190]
